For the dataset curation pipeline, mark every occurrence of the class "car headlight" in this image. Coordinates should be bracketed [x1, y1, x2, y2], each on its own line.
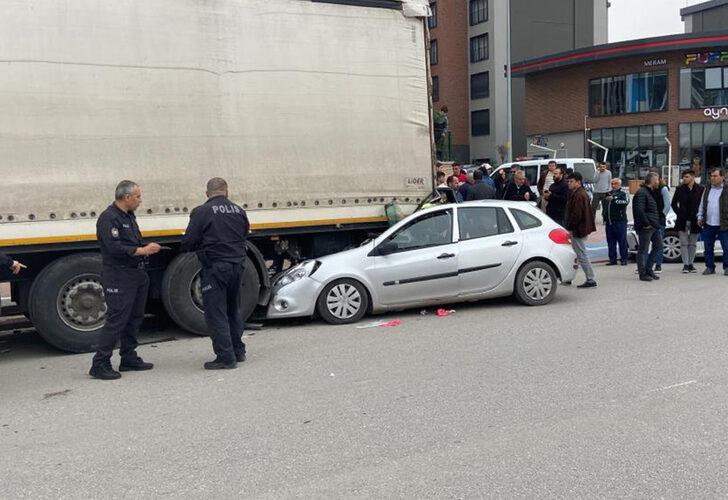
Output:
[274, 260, 320, 289]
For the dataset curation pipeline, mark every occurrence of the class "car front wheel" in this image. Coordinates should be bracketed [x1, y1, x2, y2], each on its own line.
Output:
[316, 279, 369, 324]
[514, 261, 557, 306]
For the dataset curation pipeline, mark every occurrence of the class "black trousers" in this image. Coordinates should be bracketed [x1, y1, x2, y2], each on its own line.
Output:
[92, 267, 149, 367]
[637, 228, 662, 277]
[201, 262, 246, 363]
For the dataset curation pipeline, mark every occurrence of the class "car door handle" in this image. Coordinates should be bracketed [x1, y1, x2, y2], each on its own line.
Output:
[437, 253, 456, 259]
[501, 241, 519, 247]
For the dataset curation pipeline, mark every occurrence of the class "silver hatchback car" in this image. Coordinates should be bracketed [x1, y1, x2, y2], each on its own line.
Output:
[267, 201, 577, 324]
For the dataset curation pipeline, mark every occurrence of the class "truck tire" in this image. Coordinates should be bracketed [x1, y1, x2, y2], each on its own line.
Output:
[29, 253, 106, 353]
[161, 253, 260, 335]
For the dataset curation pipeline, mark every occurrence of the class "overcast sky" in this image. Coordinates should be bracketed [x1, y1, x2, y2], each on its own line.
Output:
[609, 0, 705, 42]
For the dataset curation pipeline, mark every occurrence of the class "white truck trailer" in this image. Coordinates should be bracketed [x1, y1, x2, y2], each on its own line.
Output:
[0, 0, 434, 352]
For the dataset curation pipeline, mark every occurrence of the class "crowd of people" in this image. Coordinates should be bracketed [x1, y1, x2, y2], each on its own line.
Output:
[436, 160, 728, 286]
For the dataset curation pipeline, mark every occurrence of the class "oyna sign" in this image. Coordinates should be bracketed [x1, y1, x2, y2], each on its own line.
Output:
[704, 107, 728, 120]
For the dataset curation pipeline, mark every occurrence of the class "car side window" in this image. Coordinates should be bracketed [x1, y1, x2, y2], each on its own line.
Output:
[573, 162, 595, 180]
[388, 210, 453, 251]
[524, 165, 538, 185]
[457, 207, 514, 241]
[510, 208, 543, 230]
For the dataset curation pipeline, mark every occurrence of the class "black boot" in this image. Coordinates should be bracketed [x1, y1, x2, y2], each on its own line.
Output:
[89, 363, 121, 380]
[204, 358, 238, 370]
[119, 356, 154, 372]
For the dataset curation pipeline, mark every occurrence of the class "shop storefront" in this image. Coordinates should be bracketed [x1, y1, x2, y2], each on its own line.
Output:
[513, 32, 728, 182]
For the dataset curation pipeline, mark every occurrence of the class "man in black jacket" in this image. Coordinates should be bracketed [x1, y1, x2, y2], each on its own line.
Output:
[465, 169, 496, 200]
[543, 166, 568, 225]
[502, 170, 532, 201]
[671, 169, 705, 273]
[632, 173, 662, 282]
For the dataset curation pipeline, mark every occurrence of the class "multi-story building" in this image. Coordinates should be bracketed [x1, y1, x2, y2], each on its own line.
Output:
[508, 0, 728, 182]
[429, 0, 608, 164]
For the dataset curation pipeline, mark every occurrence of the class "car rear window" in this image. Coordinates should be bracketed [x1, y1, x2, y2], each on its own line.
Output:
[510, 208, 542, 230]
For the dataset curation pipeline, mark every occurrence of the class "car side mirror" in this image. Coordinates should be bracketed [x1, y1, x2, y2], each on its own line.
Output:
[375, 240, 399, 256]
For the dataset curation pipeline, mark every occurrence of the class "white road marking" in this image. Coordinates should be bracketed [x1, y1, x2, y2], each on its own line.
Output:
[648, 380, 697, 393]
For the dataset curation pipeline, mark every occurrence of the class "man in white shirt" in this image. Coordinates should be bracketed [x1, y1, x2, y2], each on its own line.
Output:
[697, 167, 728, 275]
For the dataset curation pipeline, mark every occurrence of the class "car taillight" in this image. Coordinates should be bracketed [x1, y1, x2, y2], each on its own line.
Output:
[549, 229, 571, 245]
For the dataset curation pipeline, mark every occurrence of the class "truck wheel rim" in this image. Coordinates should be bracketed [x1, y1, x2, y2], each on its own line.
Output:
[663, 235, 681, 260]
[523, 268, 552, 301]
[326, 284, 362, 319]
[190, 273, 204, 313]
[56, 274, 106, 332]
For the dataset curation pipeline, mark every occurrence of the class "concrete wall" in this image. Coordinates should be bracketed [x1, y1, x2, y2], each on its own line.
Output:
[685, 6, 728, 33]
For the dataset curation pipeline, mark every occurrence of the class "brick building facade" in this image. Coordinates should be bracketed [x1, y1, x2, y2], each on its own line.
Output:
[514, 31, 728, 181]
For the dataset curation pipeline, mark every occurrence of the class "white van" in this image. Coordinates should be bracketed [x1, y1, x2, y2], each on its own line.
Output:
[490, 158, 598, 197]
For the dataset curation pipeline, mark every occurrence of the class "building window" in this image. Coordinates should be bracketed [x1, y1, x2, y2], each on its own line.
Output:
[679, 66, 728, 108]
[430, 39, 438, 65]
[469, 0, 488, 26]
[679, 122, 728, 172]
[471, 109, 490, 136]
[471, 72, 489, 99]
[589, 124, 668, 181]
[432, 76, 439, 102]
[588, 71, 667, 116]
[470, 34, 488, 63]
[428, 2, 437, 29]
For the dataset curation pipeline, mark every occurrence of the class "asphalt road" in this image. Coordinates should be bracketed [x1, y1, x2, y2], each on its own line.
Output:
[2, 264, 728, 498]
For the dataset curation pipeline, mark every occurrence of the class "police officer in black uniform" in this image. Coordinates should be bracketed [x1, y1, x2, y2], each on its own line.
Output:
[181, 177, 249, 370]
[89, 180, 161, 380]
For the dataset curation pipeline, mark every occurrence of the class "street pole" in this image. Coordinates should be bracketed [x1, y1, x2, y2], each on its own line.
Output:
[505, 0, 513, 163]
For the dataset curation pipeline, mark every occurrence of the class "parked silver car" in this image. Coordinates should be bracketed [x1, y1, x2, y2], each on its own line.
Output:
[627, 211, 723, 263]
[267, 201, 577, 324]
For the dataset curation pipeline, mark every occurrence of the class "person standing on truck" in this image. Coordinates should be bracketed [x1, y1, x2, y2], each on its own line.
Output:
[181, 177, 250, 370]
[89, 180, 161, 381]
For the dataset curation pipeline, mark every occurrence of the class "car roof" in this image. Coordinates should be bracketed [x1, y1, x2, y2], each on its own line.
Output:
[418, 199, 543, 214]
[495, 158, 594, 168]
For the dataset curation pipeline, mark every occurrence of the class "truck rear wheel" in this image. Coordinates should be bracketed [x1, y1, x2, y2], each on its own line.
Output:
[161, 253, 260, 335]
[29, 253, 106, 353]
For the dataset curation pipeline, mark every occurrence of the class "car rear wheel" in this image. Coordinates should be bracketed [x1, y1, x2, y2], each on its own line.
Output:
[514, 261, 557, 306]
[662, 231, 681, 263]
[316, 279, 369, 324]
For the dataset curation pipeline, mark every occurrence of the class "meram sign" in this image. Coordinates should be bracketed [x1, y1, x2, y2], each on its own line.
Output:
[685, 51, 728, 65]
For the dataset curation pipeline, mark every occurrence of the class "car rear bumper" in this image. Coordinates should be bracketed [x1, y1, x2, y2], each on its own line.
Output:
[549, 244, 578, 282]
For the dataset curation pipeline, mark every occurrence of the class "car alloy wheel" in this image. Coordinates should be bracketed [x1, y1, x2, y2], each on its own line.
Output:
[326, 283, 362, 320]
[662, 233, 681, 263]
[522, 267, 553, 301]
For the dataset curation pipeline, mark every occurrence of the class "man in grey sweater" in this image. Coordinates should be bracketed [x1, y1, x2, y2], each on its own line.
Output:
[592, 162, 613, 216]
